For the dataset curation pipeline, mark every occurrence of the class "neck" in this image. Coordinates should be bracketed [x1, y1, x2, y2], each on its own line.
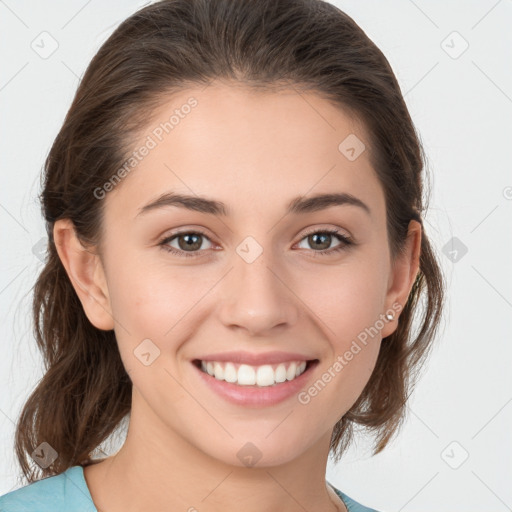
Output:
[84, 390, 346, 512]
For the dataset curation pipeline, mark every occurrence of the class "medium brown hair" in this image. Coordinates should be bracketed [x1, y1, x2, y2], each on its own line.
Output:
[14, 0, 444, 483]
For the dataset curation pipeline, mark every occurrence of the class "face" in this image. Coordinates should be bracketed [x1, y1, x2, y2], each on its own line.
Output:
[57, 82, 418, 468]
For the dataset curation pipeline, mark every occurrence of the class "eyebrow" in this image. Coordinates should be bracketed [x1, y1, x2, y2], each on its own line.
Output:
[136, 191, 371, 218]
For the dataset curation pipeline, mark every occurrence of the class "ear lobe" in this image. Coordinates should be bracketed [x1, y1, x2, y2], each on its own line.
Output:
[381, 220, 422, 338]
[53, 218, 115, 331]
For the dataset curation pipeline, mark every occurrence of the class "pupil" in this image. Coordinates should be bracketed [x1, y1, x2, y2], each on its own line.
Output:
[180, 234, 201, 251]
[311, 233, 330, 250]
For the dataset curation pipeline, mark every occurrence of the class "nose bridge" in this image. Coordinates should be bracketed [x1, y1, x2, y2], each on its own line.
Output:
[217, 234, 298, 334]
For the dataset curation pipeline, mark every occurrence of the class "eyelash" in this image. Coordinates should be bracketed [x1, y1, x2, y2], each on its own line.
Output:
[158, 228, 353, 259]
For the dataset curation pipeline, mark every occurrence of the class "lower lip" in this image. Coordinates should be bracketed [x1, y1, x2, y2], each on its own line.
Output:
[192, 360, 319, 407]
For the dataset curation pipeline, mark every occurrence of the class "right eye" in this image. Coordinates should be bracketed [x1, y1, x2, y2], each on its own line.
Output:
[158, 230, 214, 258]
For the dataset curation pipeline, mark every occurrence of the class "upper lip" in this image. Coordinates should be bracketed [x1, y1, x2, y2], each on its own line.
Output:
[193, 351, 317, 366]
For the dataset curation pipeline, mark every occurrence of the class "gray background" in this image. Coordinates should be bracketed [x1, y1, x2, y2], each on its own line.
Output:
[1, 1, 511, 510]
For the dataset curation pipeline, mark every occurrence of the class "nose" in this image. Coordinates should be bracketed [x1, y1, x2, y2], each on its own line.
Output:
[217, 242, 299, 336]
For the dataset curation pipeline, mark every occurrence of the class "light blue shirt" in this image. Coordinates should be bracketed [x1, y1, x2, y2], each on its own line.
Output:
[0, 465, 380, 511]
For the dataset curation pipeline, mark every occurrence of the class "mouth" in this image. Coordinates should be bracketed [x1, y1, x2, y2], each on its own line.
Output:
[191, 358, 319, 388]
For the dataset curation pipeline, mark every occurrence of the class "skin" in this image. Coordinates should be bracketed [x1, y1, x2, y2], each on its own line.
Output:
[54, 81, 421, 512]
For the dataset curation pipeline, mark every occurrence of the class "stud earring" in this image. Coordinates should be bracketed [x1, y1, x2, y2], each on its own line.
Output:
[385, 312, 395, 321]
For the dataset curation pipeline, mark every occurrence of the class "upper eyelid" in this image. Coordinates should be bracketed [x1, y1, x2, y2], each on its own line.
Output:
[300, 226, 351, 239]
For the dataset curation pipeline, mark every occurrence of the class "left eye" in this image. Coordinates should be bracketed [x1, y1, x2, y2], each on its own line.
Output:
[295, 229, 349, 252]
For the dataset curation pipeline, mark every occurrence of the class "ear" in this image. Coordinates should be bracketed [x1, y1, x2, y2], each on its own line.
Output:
[53, 218, 115, 331]
[381, 220, 422, 338]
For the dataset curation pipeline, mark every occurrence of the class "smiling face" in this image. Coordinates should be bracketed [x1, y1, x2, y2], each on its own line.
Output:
[55, 81, 420, 469]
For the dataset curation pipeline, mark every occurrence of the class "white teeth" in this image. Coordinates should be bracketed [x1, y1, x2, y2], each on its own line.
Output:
[238, 364, 256, 385]
[286, 362, 297, 381]
[275, 364, 287, 383]
[224, 362, 237, 383]
[256, 365, 274, 386]
[213, 362, 224, 380]
[199, 360, 308, 387]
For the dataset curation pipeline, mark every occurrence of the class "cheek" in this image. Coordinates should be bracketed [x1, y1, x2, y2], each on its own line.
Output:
[296, 255, 389, 343]
[106, 269, 196, 402]
[106, 260, 211, 361]
[106, 245, 198, 327]
[291, 255, 388, 408]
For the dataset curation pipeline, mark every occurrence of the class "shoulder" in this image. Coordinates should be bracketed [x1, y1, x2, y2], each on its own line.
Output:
[0, 466, 97, 512]
[328, 481, 382, 512]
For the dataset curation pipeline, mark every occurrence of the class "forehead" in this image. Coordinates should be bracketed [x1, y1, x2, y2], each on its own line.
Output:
[104, 81, 385, 221]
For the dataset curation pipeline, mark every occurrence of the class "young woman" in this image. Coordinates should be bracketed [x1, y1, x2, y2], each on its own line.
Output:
[0, 0, 444, 510]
